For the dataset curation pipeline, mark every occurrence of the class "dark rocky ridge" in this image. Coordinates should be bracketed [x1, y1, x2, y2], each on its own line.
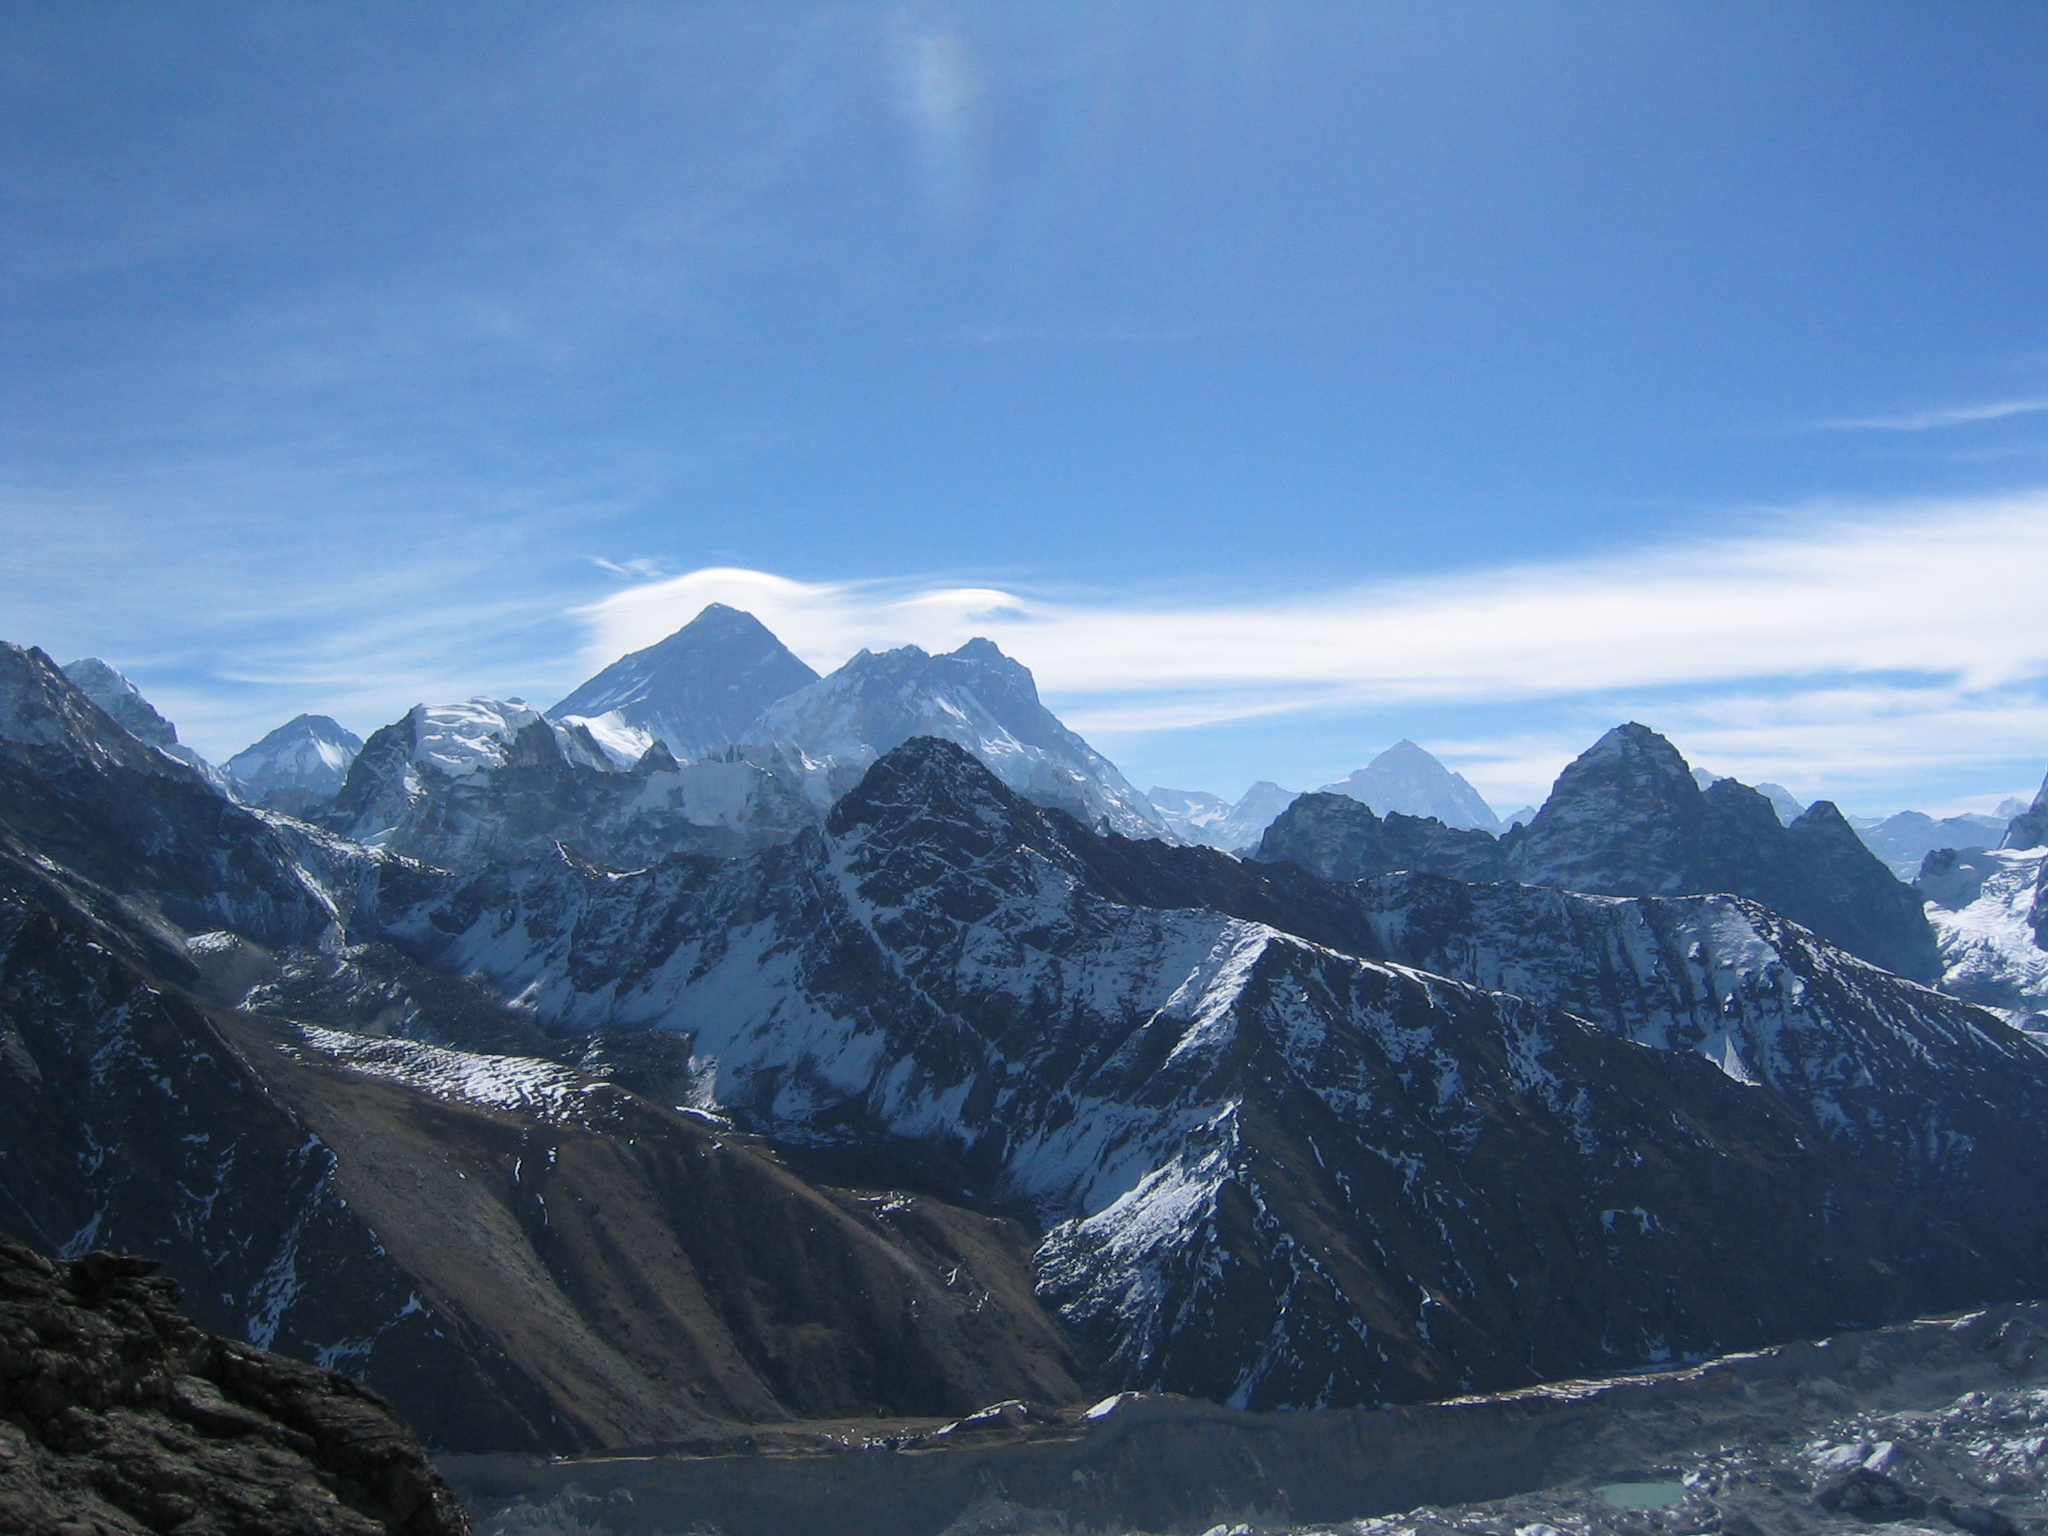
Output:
[1257, 791, 1506, 883]
[0, 1232, 468, 1535]
[1258, 722, 1939, 982]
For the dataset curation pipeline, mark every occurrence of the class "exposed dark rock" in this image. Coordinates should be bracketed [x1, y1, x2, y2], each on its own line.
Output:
[0, 1231, 469, 1535]
[1504, 724, 1938, 980]
[1255, 792, 1508, 881]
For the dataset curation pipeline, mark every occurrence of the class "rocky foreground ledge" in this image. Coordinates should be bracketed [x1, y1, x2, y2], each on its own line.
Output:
[0, 1234, 468, 1536]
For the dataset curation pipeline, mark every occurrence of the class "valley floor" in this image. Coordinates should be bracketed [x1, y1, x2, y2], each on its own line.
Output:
[445, 1301, 2048, 1536]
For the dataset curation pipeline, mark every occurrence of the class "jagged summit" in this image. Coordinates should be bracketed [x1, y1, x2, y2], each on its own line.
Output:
[2004, 767, 2048, 850]
[1510, 722, 1704, 894]
[549, 603, 819, 762]
[827, 734, 1016, 834]
[60, 655, 229, 789]
[61, 656, 178, 749]
[745, 638, 1168, 838]
[4, 645, 195, 779]
[1510, 723, 1939, 980]
[226, 712, 362, 815]
[1320, 739, 1501, 833]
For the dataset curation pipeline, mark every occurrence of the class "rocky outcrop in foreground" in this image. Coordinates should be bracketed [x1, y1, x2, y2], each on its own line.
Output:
[0, 1234, 467, 1536]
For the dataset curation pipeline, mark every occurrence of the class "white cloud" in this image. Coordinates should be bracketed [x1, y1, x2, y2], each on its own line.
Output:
[580, 495, 2048, 701]
[574, 495, 2048, 811]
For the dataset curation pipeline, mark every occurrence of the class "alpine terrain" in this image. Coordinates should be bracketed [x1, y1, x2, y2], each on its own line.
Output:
[1, 607, 2046, 1529]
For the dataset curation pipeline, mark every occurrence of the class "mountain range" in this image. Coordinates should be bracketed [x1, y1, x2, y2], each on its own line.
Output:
[3, 611, 2046, 1473]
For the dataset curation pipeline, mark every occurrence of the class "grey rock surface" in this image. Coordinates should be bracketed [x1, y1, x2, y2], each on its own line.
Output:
[0, 1232, 470, 1536]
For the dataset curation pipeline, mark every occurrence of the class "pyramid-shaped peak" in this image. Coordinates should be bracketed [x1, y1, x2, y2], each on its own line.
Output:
[549, 604, 819, 761]
[670, 602, 773, 636]
[1577, 722, 1695, 777]
[1318, 738, 1499, 833]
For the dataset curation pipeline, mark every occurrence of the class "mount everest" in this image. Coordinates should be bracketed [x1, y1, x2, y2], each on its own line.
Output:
[2, 606, 2047, 1469]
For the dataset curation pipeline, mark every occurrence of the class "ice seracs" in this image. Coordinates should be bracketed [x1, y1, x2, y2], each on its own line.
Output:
[1320, 740, 1502, 833]
[1919, 845, 2048, 1027]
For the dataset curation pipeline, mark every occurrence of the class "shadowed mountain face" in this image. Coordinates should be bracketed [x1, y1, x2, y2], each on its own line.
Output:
[1508, 725, 1939, 981]
[0, 1232, 471, 1536]
[60, 655, 232, 791]
[1259, 723, 1939, 983]
[1258, 792, 1508, 883]
[548, 603, 820, 762]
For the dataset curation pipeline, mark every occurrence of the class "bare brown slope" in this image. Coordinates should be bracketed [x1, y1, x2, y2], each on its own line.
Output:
[0, 842, 1086, 1454]
[220, 1014, 1087, 1448]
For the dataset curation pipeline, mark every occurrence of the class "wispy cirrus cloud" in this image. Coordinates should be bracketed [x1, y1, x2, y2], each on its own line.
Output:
[1811, 398, 2048, 432]
[576, 494, 2048, 807]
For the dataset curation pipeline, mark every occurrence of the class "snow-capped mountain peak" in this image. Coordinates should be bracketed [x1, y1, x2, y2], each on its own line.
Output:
[61, 656, 178, 749]
[59, 655, 231, 791]
[549, 603, 819, 762]
[742, 638, 1169, 838]
[226, 714, 363, 814]
[1319, 739, 1501, 833]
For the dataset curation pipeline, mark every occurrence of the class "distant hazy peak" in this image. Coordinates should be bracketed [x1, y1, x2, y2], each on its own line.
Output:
[1319, 738, 1500, 833]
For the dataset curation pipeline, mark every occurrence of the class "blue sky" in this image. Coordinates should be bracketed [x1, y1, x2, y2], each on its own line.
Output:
[5, 2, 2047, 814]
